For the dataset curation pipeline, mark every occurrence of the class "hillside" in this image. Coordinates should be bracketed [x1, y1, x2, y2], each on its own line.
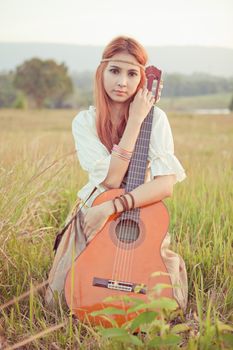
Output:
[1, 43, 233, 77]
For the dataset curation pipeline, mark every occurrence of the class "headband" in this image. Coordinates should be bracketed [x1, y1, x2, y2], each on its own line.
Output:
[100, 58, 145, 70]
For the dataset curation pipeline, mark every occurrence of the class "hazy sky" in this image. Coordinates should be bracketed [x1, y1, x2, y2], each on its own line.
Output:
[0, 0, 232, 48]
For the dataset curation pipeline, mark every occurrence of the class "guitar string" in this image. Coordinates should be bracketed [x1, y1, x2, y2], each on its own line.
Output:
[122, 108, 154, 286]
[126, 107, 154, 284]
[111, 200, 125, 282]
[116, 107, 154, 285]
[120, 133, 144, 284]
[114, 120, 145, 284]
[110, 137, 141, 283]
[111, 111, 150, 283]
[112, 107, 153, 285]
[111, 76, 157, 285]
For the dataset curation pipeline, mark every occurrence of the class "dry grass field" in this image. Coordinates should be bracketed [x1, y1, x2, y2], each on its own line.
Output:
[0, 109, 232, 349]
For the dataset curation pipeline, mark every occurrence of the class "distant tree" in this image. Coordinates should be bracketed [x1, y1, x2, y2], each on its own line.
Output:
[13, 58, 73, 108]
[13, 92, 28, 109]
[158, 73, 233, 97]
[0, 72, 18, 107]
[71, 71, 233, 99]
[229, 95, 233, 112]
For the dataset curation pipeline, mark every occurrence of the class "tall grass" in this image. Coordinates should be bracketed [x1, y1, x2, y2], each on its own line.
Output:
[0, 109, 232, 349]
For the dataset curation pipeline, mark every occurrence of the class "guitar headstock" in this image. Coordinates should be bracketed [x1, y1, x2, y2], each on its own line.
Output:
[145, 66, 162, 102]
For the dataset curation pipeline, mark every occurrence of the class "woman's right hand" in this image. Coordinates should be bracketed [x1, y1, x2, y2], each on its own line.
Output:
[128, 87, 155, 125]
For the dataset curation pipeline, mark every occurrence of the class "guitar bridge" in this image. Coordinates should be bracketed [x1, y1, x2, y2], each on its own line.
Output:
[108, 280, 133, 292]
[93, 277, 147, 294]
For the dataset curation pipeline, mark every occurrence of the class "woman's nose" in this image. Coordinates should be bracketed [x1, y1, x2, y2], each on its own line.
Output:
[117, 82, 126, 87]
[117, 75, 127, 87]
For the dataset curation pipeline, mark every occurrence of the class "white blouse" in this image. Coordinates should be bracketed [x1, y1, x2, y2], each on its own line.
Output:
[72, 105, 186, 207]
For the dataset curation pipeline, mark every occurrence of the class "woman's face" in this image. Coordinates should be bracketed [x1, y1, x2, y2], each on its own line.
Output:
[103, 52, 141, 104]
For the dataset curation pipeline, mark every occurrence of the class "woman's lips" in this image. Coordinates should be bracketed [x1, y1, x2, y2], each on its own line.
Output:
[114, 90, 127, 95]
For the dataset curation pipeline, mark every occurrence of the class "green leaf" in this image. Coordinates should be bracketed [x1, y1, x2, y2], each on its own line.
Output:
[131, 297, 148, 305]
[171, 323, 190, 334]
[99, 328, 143, 345]
[130, 311, 157, 332]
[99, 327, 128, 338]
[217, 321, 233, 332]
[127, 297, 178, 314]
[127, 335, 144, 346]
[95, 315, 118, 327]
[148, 297, 178, 311]
[127, 302, 149, 314]
[152, 283, 174, 294]
[148, 334, 181, 347]
[90, 306, 125, 316]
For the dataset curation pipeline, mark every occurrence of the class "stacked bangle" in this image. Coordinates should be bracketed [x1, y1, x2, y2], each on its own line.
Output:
[120, 194, 130, 211]
[112, 199, 117, 214]
[112, 192, 135, 214]
[113, 196, 126, 211]
[125, 192, 135, 209]
[111, 144, 133, 162]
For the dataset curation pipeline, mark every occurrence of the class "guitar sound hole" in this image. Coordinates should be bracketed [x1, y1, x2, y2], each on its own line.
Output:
[115, 219, 140, 244]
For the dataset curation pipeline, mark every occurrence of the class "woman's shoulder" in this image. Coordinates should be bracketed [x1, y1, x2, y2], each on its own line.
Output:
[153, 105, 168, 120]
[152, 106, 170, 129]
[72, 106, 96, 130]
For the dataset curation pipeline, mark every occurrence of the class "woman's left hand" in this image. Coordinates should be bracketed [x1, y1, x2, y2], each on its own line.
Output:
[82, 202, 113, 243]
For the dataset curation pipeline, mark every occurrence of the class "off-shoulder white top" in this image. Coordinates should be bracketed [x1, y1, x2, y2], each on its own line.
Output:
[72, 105, 186, 207]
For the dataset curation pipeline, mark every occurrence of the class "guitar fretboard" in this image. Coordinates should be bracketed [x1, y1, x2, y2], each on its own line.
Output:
[121, 107, 154, 222]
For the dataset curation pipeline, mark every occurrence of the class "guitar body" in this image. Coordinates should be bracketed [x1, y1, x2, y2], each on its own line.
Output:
[64, 188, 174, 327]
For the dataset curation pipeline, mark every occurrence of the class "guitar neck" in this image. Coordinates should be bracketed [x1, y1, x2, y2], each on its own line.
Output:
[125, 106, 154, 192]
[121, 107, 154, 222]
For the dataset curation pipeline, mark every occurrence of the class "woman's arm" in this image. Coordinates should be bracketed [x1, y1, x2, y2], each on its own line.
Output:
[101, 117, 141, 189]
[102, 88, 155, 189]
[83, 174, 176, 241]
[103, 174, 176, 214]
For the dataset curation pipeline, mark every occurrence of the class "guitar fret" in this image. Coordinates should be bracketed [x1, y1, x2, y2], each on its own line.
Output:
[135, 143, 149, 146]
[126, 181, 144, 187]
[123, 107, 154, 189]
[130, 159, 146, 164]
[134, 148, 149, 153]
[121, 211, 140, 221]
[126, 181, 144, 186]
[140, 130, 151, 134]
[131, 157, 147, 162]
[128, 164, 147, 169]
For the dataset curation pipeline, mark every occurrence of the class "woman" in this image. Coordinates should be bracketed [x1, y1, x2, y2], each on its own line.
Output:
[45, 36, 188, 311]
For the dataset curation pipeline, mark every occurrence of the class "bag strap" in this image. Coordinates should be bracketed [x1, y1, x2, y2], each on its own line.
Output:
[53, 186, 97, 252]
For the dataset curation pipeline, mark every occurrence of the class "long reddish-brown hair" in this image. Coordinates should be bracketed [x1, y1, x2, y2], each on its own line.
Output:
[94, 36, 148, 152]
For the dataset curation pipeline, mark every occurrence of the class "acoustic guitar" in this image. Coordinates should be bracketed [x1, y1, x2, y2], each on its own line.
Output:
[65, 66, 174, 326]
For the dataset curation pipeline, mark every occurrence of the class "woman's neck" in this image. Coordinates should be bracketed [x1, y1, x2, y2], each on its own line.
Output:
[110, 102, 125, 126]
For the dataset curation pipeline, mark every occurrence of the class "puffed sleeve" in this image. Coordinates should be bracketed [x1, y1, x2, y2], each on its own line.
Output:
[148, 107, 186, 184]
[72, 109, 111, 188]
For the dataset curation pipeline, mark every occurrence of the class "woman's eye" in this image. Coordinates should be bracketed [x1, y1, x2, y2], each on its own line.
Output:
[109, 69, 137, 77]
[110, 69, 119, 74]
